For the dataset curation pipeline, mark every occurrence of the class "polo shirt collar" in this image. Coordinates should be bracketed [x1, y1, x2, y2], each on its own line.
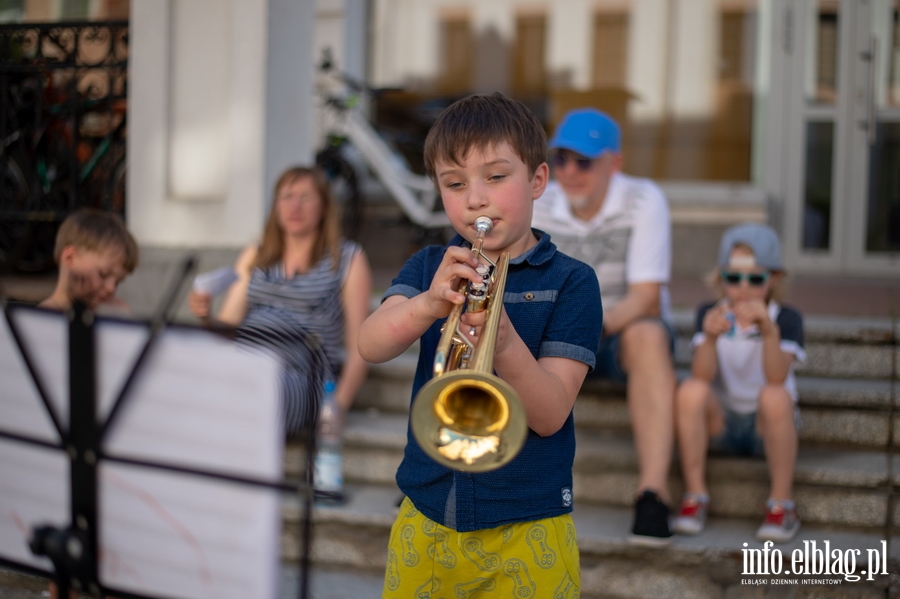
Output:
[447, 229, 555, 268]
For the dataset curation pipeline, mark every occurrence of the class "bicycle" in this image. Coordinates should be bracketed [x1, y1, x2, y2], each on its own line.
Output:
[0, 72, 126, 272]
[314, 50, 450, 241]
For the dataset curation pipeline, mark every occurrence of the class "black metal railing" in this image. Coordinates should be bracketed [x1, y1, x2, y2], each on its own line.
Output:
[0, 20, 128, 272]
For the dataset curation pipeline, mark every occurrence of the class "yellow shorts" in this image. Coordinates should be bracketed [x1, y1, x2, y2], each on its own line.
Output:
[382, 497, 580, 598]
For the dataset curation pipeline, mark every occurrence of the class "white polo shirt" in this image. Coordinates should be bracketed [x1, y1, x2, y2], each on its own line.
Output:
[532, 175, 671, 321]
[691, 300, 807, 414]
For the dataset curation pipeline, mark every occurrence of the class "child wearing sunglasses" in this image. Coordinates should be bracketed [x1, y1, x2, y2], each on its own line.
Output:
[672, 223, 806, 543]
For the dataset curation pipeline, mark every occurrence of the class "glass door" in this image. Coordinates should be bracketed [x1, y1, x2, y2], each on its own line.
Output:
[783, 0, 900, 274]
[844, 0, 900, 270]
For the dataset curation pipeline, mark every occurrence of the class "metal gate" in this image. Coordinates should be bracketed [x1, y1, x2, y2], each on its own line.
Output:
[0, 20, 127, 272]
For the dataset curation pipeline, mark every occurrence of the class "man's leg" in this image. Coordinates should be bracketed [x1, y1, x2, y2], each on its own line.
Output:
[619, 319, 677, 503]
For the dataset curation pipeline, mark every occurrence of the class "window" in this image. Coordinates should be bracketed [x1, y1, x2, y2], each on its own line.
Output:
[592, 12, 628, 89]
[512, 14, 546, 95]
[437, 16, 473, 94]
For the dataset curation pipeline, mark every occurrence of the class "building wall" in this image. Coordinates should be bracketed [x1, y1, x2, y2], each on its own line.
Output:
[120, 0, 350, 317]
[128, 0, 316, 249]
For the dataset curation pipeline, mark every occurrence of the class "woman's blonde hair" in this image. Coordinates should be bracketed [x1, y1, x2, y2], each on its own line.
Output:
[706, 242, 786, 303]
[254, 166, 341, 271]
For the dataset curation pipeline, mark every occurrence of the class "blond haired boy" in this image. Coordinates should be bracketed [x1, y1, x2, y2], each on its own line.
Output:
[40, 208, 138, 314]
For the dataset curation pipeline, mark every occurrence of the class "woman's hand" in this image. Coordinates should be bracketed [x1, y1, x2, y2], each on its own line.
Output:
[188, 290, 213, 320]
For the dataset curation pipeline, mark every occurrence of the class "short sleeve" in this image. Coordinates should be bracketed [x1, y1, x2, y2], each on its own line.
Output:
[690, 301, 717, 348]
[625, 182, 671, 285]
[777, 306, 806, 363]
[382, 247, 430, 302]
[538, 262, 602, 370]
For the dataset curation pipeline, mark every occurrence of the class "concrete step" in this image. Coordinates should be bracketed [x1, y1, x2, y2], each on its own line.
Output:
[0, 563, 387, 599]
[670, 311, 897, 380]
[358, 355, 899, 449]
[361, 312, 898, 391]
[574, 390, 898, 451]
[286, 410, 893, 530]
[282, 484, 899, 598]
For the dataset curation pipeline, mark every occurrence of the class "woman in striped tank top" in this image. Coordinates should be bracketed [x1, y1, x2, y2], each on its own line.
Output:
[189, 165, 372, 434]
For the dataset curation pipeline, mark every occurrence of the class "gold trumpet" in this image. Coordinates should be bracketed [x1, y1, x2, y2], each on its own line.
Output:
[410, 216, 527, 472]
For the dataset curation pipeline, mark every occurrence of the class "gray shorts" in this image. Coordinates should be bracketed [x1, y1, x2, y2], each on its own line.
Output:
[588, 317, 675, 382]
[708, 406, 801, 457]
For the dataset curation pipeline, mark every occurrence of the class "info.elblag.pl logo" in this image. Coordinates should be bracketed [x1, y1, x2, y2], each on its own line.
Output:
[742, 540, 890, 584]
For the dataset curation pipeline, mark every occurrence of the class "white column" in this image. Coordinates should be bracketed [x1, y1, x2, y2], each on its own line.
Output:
[264, 0, 316, 200]
[546, 0, 593, 90]
[128, 0, 315, 248]
[626, 0, 671, 121]
[471, 0, 514, 94]
[669, 0, 717, 119]
[342, 0, 369, 84]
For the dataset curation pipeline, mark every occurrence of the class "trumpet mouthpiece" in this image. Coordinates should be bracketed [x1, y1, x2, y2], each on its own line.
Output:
[474, 217, 493, 235]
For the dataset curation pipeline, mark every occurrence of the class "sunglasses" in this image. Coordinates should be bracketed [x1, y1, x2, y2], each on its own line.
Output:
[721, 271, 770, 286]
[551, 152, 594, 171]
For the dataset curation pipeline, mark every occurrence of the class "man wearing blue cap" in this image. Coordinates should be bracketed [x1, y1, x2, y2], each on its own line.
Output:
[533, 108, 676, 546]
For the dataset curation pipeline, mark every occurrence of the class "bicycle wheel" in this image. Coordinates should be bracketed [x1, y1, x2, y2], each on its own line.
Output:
[0, 150, 58, 273]
[102, 157, 127, 217]
[315, 146, 364, 240]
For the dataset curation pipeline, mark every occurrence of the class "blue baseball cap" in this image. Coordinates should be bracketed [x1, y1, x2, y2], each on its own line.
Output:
[549, 108, 621, 158]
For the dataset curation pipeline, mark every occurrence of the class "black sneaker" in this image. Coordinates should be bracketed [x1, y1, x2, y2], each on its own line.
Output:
[629, 490, 674, 547]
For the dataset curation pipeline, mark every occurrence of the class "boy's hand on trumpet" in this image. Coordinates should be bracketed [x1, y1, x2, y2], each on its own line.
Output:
[425, 246, 482, 319]
[460, 303, 516, 355]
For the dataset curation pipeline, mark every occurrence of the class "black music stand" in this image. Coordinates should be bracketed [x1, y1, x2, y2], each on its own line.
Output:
[0, 258, 320, 599]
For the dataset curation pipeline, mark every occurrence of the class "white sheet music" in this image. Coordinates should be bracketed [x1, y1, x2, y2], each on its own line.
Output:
[95, 318, 151, 422]
[100, 463, 280, 599]
[0, 308, 66, 440]
[0, 439, 68, 572]
[103, 326, 283, 482]
[0, 307, 285, 599]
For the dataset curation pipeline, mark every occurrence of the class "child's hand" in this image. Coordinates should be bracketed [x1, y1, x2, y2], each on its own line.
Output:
[460, 300, 516, 356]
[732, 299, 777, 336]
[66, 269, 96, 305]
[702, 304, 733, 339]
[65, 267, 113, 308]
[188, 290, 213, 320]
[425, 246, 482, 319]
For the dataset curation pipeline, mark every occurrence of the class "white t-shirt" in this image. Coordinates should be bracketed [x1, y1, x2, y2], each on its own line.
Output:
[691, 300, 807, 414]
[532, 174, 672, 320]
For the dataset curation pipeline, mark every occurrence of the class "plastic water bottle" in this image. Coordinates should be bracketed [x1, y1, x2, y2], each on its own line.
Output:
[724, 312, 737, 338]
[314, 380, 344, 504]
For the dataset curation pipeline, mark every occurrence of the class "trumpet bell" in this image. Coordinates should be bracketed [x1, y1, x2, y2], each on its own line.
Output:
[411, 370, 528, 473]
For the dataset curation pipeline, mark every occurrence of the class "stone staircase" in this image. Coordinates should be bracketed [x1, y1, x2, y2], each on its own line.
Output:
[283, 310, 900, 598]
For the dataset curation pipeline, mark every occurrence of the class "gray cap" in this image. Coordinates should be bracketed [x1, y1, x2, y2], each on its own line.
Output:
[717, 223, 783, 270]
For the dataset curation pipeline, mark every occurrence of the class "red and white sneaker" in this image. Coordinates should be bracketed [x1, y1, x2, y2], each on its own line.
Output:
[672, 493, 709, 535]
[756, 499, 800, 543]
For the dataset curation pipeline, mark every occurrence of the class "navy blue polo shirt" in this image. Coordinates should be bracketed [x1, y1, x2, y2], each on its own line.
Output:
[383, 230, 602, 532]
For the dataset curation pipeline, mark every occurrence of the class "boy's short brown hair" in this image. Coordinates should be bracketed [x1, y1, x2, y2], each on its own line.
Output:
[423, 92, 547, 179]
[54, 208, 139, 273]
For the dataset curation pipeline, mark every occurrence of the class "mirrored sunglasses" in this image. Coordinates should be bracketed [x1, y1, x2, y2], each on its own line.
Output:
[551, 152, 594, 171]
[721, 271, 770, 287]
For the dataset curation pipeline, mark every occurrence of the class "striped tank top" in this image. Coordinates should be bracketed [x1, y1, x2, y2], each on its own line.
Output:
[236, 240, 359, 434]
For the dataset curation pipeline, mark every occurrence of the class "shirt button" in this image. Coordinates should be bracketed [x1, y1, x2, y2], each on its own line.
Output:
[524, 293, 534, 300]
